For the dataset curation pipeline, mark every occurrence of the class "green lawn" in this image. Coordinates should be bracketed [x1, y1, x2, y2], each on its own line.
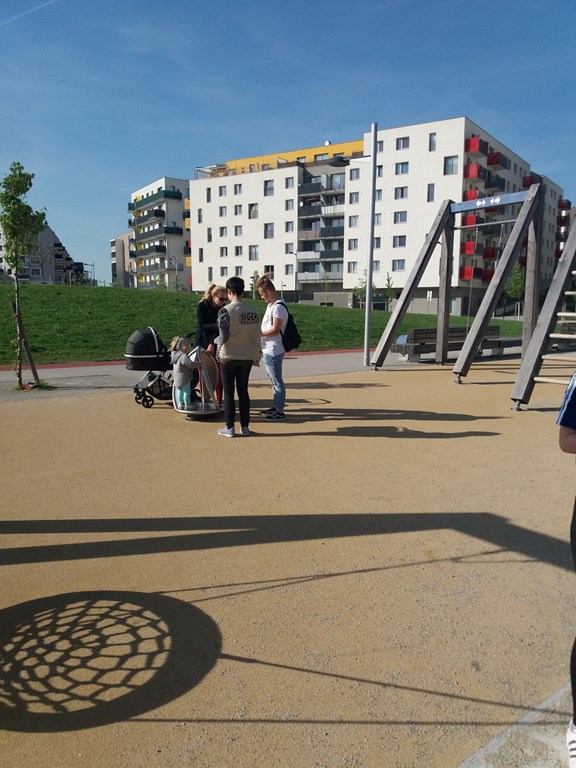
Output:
[0, 284, 524, 365]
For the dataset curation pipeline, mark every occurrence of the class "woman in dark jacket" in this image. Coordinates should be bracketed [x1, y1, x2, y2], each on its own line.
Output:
[195, 284, 227, 405]
[195, 284, 227, 353]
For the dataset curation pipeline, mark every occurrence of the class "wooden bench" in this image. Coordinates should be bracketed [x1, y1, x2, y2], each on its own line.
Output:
[391, 324, 518, 362]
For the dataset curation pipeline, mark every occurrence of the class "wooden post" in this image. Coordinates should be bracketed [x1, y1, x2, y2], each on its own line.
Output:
[436, 213, 455, 363]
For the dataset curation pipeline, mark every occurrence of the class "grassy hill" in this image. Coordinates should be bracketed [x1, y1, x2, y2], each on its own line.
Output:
[0, 284, 524, 365]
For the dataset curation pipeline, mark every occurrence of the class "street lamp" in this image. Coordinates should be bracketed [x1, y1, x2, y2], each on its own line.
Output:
[328, 122, 378, 366]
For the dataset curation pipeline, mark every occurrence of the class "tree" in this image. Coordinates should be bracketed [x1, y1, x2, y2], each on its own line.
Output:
[505, 262, 525, 318]
[0, 162, 46, 387]
[353, 270, 377, 305]
[382, 272, 395, 311]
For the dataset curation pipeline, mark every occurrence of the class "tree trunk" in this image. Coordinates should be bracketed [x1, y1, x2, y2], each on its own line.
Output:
[12, 275, 23, 388]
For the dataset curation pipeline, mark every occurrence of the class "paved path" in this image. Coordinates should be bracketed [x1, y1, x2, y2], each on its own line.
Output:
[1, 350, 574, 767]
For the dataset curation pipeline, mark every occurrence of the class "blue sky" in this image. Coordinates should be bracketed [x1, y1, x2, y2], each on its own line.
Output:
[0, 0, 574, 284]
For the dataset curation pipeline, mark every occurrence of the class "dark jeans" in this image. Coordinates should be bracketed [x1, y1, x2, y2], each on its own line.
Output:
[220, 360, 253, 429]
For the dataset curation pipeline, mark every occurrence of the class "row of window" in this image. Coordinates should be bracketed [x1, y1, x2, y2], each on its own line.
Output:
[204, 258, 407, 282]
[205, 177, 295, 203]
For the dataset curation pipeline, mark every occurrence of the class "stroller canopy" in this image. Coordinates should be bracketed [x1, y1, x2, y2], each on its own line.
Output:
[124, 327, 171, 371]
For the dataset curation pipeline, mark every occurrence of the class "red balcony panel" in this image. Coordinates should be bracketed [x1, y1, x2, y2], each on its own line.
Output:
[459, 266, 475, 280]
[465, 137, 488, 156]
[487, 152, 509, 170]
[482, 269, 495, 282]
[523, 174, 542, 188]
[460, 241, 483, 256]
[557, 215, 570, 226]
[556, 248, 564, 259]
[559, 199, 572, 210]
[519, 256, 527, 266]
[462, 214, 485, 226]
[462, 189, 480, 201]
[464, 163, 487, 182]
[483, 246, 498, 260]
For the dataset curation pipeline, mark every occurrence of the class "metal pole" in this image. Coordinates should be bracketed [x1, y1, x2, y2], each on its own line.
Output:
[363, 122, 378, 367]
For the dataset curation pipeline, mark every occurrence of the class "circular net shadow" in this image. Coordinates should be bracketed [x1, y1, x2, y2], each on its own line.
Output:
[0, 591, 221, 731]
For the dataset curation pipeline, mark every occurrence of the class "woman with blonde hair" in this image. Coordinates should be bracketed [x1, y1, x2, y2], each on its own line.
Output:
[195, 284, 227, 404]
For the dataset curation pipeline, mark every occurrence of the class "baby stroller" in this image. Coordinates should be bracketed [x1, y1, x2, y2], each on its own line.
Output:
[125, 327, 180, 408]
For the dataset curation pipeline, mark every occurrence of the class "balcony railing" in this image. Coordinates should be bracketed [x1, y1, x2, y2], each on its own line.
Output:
[298, 182, 322, 195]
[298, 205, 322, 218]
[485, 173, 505, 193]
[296, 251, 320, 261]
[559, 199, 572, 210]
[132, 189, 183, 209]
[464, 163, 487, 182]
[135, 225, 183, 242]
[486, 152, 509, 170]
[321, 204, 344, 215]
[459, 266, 484, 280]
[298, 271, 343, 283]
[523, 174, 542, 188]
[298, 230, 321, 240]
[460, 241, 484, 257]
[320, 249, 344, 260]
[133, 209, 165, 226]
[465, 137, 488, 156]
[320, 226, 344, 238]
[136, 244, 167, 257]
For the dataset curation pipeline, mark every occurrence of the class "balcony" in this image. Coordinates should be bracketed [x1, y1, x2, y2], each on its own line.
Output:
[320, 249, 344, 260]
[556, 247, 564, 259]
[464, 163, 487, 183]
[557, 214, 570, 226]
[298, 204, 322, 218]
[183, 245, 191, 255]
[462, 189, 481, 201]
[481, 269, 495, 282]
[296, 251, 320, 261]
[483, 246, 499, 260]
[459, 266, 483, 280]
[461, 214, 485, 227]
[522, 174, 542, 189]
[298, 271, 343, 284]
[320, 226, 344, 238]
[321, 204, 344, 215]
[132, 189, 183, 209]
[136, 244, 167, 257]
[460, 241, 484, 257]
[465, 137, 488, 157]
[485, 173, 505, 193]
[135, 226, 183, 242]
[559, 199, 572, 210]
[298, 182, 322, 196]
[298, 229, 321, 240]
[133, 209, 165, 226]
[487, 152, 509, 170]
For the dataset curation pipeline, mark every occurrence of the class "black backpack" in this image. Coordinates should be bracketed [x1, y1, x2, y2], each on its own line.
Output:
[277, 301, 302, 352]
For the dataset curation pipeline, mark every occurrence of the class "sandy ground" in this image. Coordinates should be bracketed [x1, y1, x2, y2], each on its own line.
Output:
[1, 356, 576, 767]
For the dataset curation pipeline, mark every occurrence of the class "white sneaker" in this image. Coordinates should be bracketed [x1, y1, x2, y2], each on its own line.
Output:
[567, 719, 576, 767]
[241, 427, 251, 437]
[218, 427, 235, 438]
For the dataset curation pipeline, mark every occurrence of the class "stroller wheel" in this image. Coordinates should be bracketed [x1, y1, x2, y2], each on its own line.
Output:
[134, 393, 142, 404]
[142, 394, 154, 408]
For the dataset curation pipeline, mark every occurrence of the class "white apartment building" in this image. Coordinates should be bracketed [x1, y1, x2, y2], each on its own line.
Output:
[0, 223, 77, 284]
[187, 117, 567, 315]
[126, 177, 190, 289]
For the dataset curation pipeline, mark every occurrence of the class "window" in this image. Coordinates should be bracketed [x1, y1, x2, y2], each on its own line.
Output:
[207, 227, 212, 242]
[249, 245, 259, 261]
[263, 180, 274, 197]
[285, 177, 294, 189]
[350, 167, 360, 181]
[285, 221, 294, 232]
[348, 238, 358, 250]
[394, 186, 408, 199]
[285, 199, 294, 210]
[220, 246, 228, 257]
[429, 132, 437, 151]
[396, 137, 410, 150]
[394, 211, 407, 223]
[373, 260, 380, 272]
[220, 266, 228, 277]
[219, 227, 227, 237]
[444, 155, 458, 175]
[235, 245, 243, 257]
[427, 183, 435, 202]
[375, 189, 382, 201]
[377, 165, 383, 177]
[234, 204, 242, 215]
[197, 209, 203, 224]
[198, 247, 204, 263]
[206, 188, 211, 203]
[373, 237, 381, 249]
[349, 215, 359, 227]
[234, 225, 242, 236]
[314, 153, 328, 161]
[234, 183, 242, 195]
[285, 243, 294, 254]
[331, 172, 345, 190]
[393, 235, 406, 247]
[208, 267, 213, 281]
[264, 223, 274, 239]
[248, 203, 258, 219]
[235, 266, 243, 276]
[349, 191, 359, 204]
[219, 185, 226, 197]
[264, 264, 274, 276]
[392, 259, 405, 271]
[377, 140, 383, 152]
[219, 206, 227, 217]
[374, 213, 382, 225]
[347, 261, 358, 273]
[395, 162, 409, 175]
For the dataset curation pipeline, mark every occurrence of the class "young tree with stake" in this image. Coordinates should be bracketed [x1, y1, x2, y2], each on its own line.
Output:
[0, 162, 46, 387]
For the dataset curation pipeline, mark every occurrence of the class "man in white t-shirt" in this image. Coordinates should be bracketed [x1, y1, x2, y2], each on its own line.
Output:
[256, 274, 288, 421]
